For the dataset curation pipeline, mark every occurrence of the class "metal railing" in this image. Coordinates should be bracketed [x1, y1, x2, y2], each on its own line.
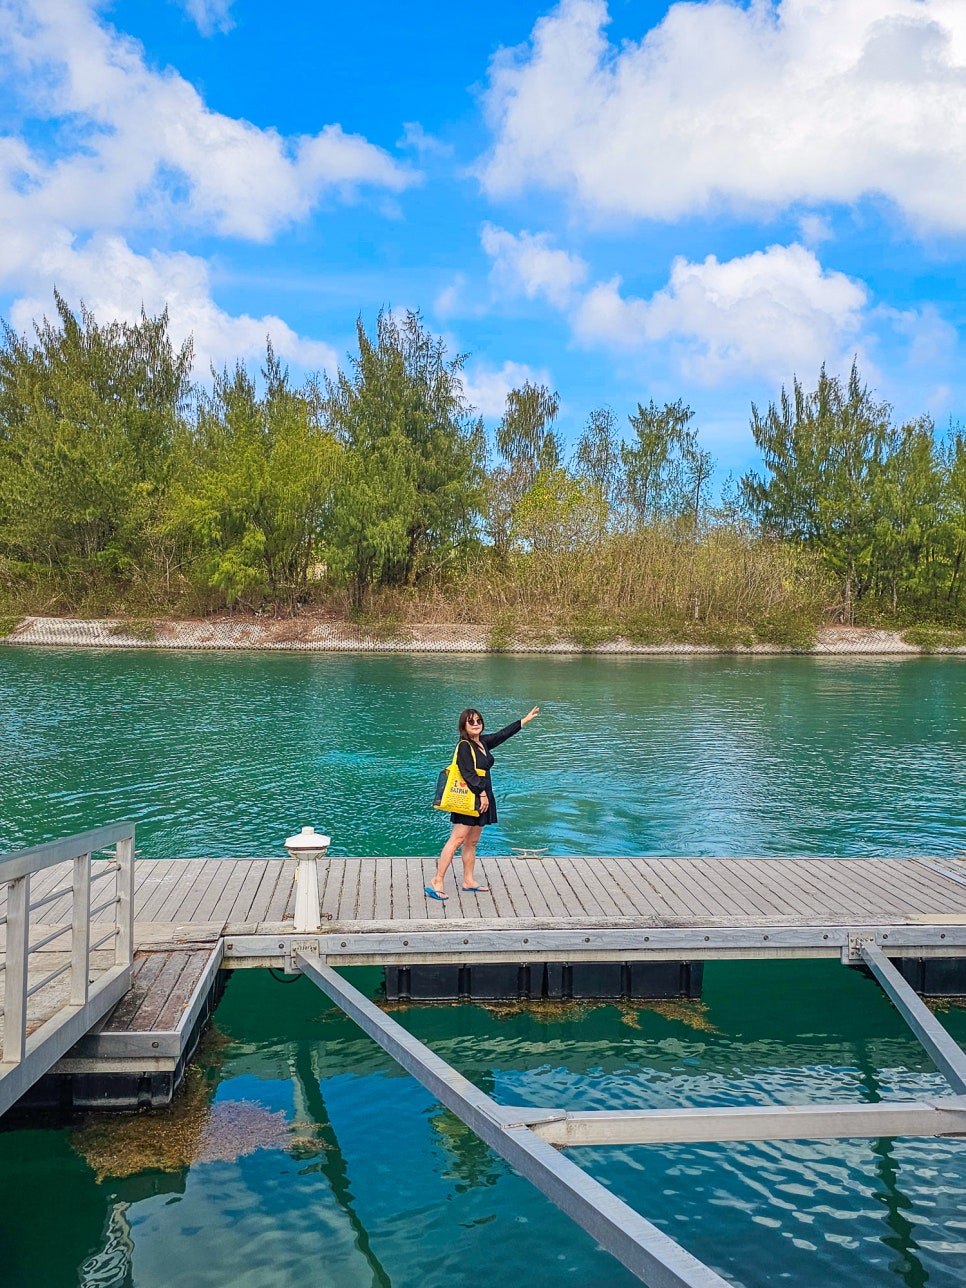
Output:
[0, 823, 135, 1100]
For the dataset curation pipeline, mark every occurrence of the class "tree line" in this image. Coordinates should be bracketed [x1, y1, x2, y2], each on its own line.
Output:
[0, 295, 962, 639]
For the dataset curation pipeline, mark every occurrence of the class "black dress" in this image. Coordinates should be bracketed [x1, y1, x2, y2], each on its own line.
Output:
[449, 720, 522, 826]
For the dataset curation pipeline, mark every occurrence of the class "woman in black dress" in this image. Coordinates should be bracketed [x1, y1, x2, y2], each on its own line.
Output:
[426, 704, 539, 899]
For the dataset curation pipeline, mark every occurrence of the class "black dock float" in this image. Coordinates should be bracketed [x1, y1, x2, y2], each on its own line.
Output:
[383, 959, 704, 1002]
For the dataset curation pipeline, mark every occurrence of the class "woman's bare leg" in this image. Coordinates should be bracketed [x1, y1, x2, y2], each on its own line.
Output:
[432, 824, 474, 893]
[460, 827, 486, 889]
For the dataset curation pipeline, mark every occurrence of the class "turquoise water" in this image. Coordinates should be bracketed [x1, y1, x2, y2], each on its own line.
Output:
[3, 648, 966, 1286]
[3, 649, 966, 859]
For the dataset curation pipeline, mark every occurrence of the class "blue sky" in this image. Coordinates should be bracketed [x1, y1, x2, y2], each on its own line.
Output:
[1, 0, 964, 480]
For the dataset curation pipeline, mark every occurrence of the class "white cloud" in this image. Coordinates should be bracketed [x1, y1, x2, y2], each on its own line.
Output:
[0, 0, 404, 379]
[483, 227, 869, 385]
[461, 359, 554, 417]
[434, 274, 467, 319]
[480, 0, 966, 232]
[481, 223, 588, 308]
[178, 0, 235, 37]
[398, 122, 453, 157]
[797, 213, 833, 246]
[0, 0, 415, 242]
[8, 234, 338, 376]
[577, 244, 868, 383]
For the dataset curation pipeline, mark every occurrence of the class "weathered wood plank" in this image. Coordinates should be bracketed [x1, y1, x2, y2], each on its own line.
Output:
[317, 856, 343, 922]
[101, 952, 170, 1029]
[372, 853, 393, 920]
[692, 860, 773, 917]
[182, 860, 236, 924]
[206, 859, 255, 924]
[246, 861, 287, 925]
[597, 858, 671, 918]
[150, 950, 216, 1033]
[153, 860, 216, 924]
[136, 860, 195, 923]
[225, 859, 273, 926]
[266, 860, 297, 922]
[494, 856, 539, 918]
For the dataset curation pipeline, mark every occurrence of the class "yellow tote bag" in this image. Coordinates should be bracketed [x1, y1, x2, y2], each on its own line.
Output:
[433, 743, 481, 817]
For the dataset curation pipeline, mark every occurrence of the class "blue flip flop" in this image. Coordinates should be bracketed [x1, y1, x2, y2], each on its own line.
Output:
[461, 885, 489, 893]
[424, 886, 448, 901]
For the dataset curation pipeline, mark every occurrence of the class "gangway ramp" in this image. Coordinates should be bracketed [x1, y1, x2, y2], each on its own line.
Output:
[0, 823, 135, 1115]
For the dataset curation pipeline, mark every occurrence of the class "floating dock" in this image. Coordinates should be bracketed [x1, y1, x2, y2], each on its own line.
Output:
[6, 847, 966, 1108]
[8, 830, 966, 1287]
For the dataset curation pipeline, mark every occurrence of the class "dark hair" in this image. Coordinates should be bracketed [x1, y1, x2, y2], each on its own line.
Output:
[458, 708, 484, 736]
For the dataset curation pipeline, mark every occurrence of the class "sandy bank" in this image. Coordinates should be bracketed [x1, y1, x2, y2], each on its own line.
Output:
[0, 616, 954, 654]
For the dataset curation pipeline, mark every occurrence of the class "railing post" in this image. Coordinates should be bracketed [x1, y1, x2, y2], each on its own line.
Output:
[70, 853, 92, 1006]
[2, 875, 30, 1065]
[115, 834, 134, 966]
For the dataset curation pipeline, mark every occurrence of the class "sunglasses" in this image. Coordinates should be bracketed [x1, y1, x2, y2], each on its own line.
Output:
[466, 716, 483, 725]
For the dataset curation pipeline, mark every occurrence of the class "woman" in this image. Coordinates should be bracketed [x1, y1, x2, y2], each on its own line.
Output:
[426, 705, 539, 900]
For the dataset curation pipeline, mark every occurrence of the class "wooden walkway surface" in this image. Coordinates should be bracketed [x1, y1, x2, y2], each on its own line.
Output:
[8, 852, 966, 1108]
[7, 854, 966, 940]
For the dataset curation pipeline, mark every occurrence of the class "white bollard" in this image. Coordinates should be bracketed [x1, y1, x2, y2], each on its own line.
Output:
[284, 826, 330, 934]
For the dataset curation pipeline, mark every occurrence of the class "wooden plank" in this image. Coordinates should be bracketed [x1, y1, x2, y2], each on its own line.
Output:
[318, 857, 344, 923]
[597, 859, 670, 918]
[128, 859, 180, 922]
[372, 854, 393, 920]
[411, 857, 441, 919]
[885, 860, 966, 911]
[483, 859, 518, 919]
[152, 860, 215, 924]
[520, 860, 568, 918]
[640, 860, 718, 919]
[542, 857, 599, 917]
[562, 857, 626, 920]
[225, 860, 274, 926]
[126, 952, 194, 1032]
[715, 861, 794, 916]
[150, 950, 215, 1033]
[843, 858, 963, 911]
[136, 860, 195, 923]
[101, 952, 170, 1029]
[340, 859, 363, 920]
[816, 859, 929, 916]
[736, 859, 831, 915]
[247, 861, 287, 925]
[626, 857, 691, 915]
[175, 860, 229, 925]
[266, 860, 297, 922]
[353, 860, 377, 921]
[206, 859, 255, 923]
[495, 855, 539, 918]
[182, 860, 236, 923]
[692, 861, 774, 918]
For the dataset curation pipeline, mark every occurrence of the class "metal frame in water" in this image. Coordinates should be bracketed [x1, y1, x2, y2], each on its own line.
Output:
[291, 940, 966, 1288]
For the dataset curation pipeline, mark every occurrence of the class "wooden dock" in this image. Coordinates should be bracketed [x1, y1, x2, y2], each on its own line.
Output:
[49, 851, 966, 934]
[7, 849, 966, 1109]
[10, 835, 966, 1286]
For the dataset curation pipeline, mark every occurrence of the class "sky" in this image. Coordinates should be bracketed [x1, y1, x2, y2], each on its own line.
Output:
[1, 0, 964, 480]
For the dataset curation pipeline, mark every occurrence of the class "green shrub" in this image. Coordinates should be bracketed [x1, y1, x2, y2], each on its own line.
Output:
[565, 612, 618, 649]
[109, 619, 158, 641]
[753, 610, 819, 650]
[486, 609, 517, 652]
[902, 625, 966, 653]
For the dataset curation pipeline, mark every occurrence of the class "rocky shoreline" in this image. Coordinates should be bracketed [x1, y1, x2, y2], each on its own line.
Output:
[0, 615, 952, 654]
